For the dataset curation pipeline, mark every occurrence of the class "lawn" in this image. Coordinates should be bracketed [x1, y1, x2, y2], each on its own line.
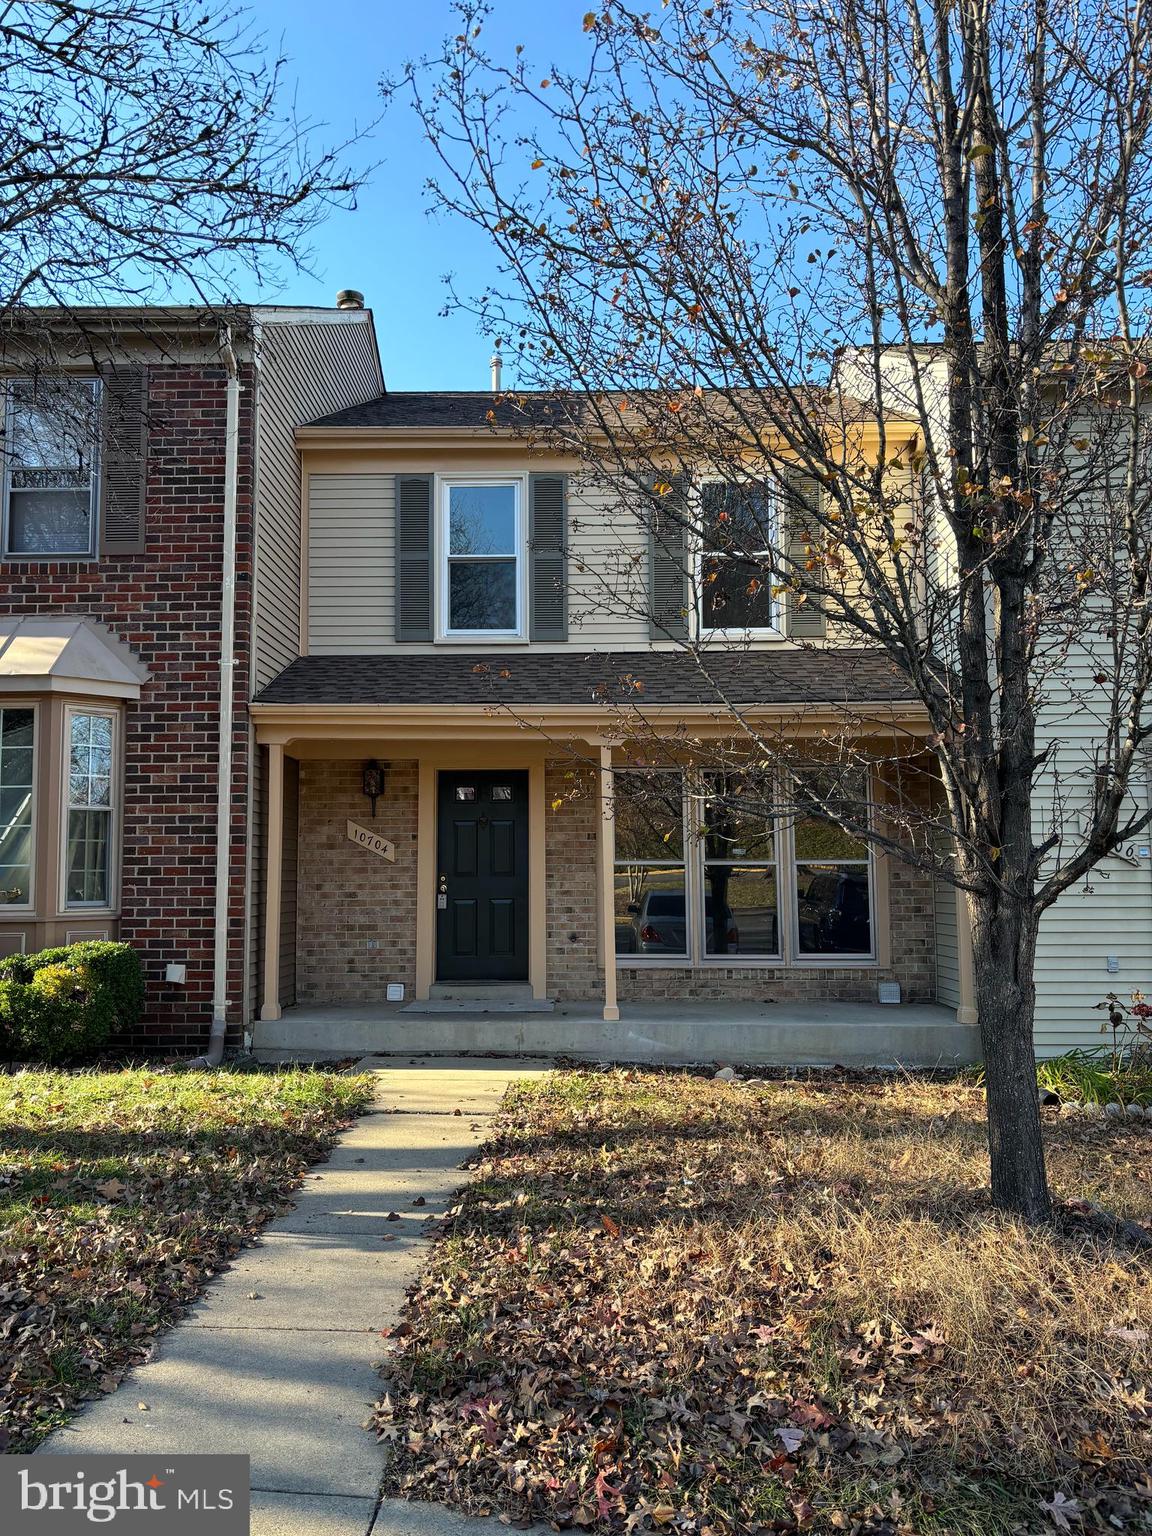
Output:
[0, 1064, 372, 1450]
[376, 1070, 1152, 1536]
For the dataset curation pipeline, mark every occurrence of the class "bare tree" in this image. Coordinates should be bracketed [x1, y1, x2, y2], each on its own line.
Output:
[397, 0, 1152, 1221]
[0, 0, 362, 321]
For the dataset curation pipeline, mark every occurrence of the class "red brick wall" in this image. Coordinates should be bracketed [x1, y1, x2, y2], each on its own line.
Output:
[0, 364, 255, 1050]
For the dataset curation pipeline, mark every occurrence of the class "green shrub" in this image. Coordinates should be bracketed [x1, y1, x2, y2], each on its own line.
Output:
[1037, 1047, 1152, 1106]
[0, 942, 144, 1063]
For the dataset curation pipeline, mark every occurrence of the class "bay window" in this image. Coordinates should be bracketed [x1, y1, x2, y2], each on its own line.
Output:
[3, 377, 101, 556]
[615, 767, 875, 965]
[0, 707, 34, 906]
[64, 710, 115, 907]
[440, 479, 522, 636]
[699, 481, 778, 635]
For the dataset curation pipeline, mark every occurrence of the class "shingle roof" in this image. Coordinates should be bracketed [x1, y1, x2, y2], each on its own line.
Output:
[254, 649, 918, 709]
[306, 392, 573, 430]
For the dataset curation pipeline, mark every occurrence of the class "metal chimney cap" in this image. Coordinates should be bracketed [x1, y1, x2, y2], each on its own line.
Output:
[336, 289, 365, 310]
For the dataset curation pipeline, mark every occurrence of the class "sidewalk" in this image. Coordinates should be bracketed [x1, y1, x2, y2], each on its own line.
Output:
[39, 1057, 552, 1535]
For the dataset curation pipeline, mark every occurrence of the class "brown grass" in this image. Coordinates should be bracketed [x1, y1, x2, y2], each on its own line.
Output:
[376, 1070, 1152, 1536]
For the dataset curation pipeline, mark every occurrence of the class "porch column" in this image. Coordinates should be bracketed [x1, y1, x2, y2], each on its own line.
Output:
[956, 885, 978, 1025]
[597, 743, 620, 1023]
[260, 742, 284, 1022]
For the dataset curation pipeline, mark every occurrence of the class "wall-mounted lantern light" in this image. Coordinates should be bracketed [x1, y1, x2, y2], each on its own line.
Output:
[362, 759, 387, 817]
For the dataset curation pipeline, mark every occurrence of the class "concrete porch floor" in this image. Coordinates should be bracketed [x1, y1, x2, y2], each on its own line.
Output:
[253, 999, 978, 1068]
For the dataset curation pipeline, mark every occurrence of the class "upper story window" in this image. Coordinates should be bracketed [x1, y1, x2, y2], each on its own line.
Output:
[440, 479, 523, 638]
[698, 481, 779, 636]
[2, 377, 101, 557]
[0, 706, 35, 907]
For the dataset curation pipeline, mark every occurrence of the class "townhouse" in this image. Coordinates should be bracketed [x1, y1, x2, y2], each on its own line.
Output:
[5, 304, 1141, 1062]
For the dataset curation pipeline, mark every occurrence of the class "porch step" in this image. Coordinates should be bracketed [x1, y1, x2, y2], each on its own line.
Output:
[405, 984, 555, 1015]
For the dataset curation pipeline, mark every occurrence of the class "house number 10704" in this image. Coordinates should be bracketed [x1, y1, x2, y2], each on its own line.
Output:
[346, 820, 396, 861]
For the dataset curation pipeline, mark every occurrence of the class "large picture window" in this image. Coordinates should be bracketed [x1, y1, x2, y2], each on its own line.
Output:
[699, 481, 778, 634]
[65, 710, 115, 907]
[0, 707, 34, 906]
[3, 377, 101, 556]
[613, 770, 688, 956]
[440, 480, 522, 636]
[615, 766, 874, 965]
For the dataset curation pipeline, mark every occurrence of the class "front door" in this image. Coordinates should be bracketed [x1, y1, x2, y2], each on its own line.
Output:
[436, 770, 529, 982]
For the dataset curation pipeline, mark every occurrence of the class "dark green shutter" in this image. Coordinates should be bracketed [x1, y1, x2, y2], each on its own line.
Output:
[395, 474, 434, 642]
[529, 473, 567, 641]
[648, 475, 689, 640]
[99, 364, 148, 555]
[783, 468, 826, 639]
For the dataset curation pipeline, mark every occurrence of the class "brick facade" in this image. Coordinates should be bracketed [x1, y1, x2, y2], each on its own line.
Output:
[295, 759, 419, 1005]
[291, 755, 936, 1008]
[0, 365, 255, 1050]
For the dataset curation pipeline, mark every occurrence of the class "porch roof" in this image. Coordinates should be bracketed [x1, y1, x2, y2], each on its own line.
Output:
[255, 648, 919, 710]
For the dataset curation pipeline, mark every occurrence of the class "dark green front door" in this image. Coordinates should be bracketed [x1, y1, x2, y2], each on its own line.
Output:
[436, 770, 529, 982]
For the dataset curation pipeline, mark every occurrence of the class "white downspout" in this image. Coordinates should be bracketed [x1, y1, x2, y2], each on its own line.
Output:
[190, 327, 241, 1067]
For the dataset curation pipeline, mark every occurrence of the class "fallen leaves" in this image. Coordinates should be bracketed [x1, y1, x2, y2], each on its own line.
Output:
[0, 1066, 372, 1450]
[373, 1067, 1152, 1534]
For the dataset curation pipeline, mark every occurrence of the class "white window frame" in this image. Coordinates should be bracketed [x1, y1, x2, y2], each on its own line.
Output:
[616, 768, 878, 969]
[436, 474, 527, 643]
[695, 479, 783, 642]
[696, 770, 784, 963]
[60, 704, 120, 913]
[0, 700, 38, 912]
[2, 375, 102, 559]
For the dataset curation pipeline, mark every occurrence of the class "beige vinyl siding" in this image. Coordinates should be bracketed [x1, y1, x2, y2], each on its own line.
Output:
[933, 876, 961, 1008]
[306, 470, 651, 653]
[308, 473, 395, 651]
[252, 318, 382, 688]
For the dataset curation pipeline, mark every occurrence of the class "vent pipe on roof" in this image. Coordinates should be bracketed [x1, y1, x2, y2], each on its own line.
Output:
[490, 346, 503, 392]
[336, 289, 364, 310]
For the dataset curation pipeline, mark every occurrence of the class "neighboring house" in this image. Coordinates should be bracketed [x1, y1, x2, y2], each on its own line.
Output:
[0, 300, 382, 1051]
[248, 390, 976, 1062]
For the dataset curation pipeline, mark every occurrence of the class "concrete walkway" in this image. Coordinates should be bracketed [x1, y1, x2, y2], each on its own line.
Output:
[39, 1057, 552, 1535]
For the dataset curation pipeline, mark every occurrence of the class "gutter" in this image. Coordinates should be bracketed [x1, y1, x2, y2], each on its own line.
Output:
[190, 328, 241, 1068]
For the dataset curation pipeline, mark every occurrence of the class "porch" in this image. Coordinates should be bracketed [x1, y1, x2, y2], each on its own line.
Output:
[251, 997, 977, 1067]
[250, 651, 978, 1053]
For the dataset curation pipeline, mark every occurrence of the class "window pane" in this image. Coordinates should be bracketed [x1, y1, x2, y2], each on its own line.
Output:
[8, 377, 99, 471]
[0, 708, 34, 749]
[796, 865, 871, 955]
[448, 484, 517, 555]
[701, 555, 774, 629]
[7, 489, 93, 554]
[614, 771, 684, 859]
[454, 786, 476, 801]
[701, 482, 774, 548]
[66, 808, 110, 904]
[792, 769, 870, 857]
[703, 866, 779, 956]
[703, 773, 775, 859]
[614, 867, 688, 955]
[0, 708, 33, 903]
[0, 865, 31, 905]
[491, 785, 513, 801]
[448, 559, 517, 630]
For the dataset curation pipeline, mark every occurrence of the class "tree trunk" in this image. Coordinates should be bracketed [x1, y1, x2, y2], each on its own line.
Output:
[971, 896, 1052, 1223]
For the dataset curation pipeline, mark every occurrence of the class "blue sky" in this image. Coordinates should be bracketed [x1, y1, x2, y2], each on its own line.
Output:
[244, 0, 585, 389]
